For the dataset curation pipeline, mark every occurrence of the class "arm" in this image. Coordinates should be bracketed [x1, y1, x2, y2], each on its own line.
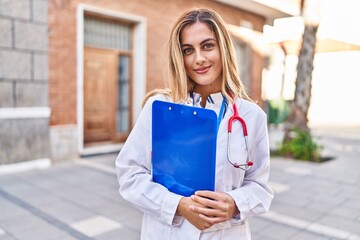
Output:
[227, 112, 274, 221]
[115, 96, 183, 226]
[180, 107, 273, 226]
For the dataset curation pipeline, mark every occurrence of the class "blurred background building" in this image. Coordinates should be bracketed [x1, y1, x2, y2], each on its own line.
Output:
[1, 0, 359, 167]
[0, 0, 50, 166]
[0, 0, 298, 165]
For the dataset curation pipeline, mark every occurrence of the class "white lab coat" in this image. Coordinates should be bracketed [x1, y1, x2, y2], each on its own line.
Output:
[116, 92, 273, 240]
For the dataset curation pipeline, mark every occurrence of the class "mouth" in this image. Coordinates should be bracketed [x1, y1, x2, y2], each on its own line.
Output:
[194, 66, 211, 74]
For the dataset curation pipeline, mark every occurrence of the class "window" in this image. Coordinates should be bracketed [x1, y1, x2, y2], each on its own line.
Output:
[233, 40, 251, 91]
[84, 17, 132, 50]
[117, 55, 130, 133]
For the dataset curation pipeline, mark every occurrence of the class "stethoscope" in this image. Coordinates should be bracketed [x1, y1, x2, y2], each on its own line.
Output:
[227, 101, 253, 170]
[190, 92, 253, 171]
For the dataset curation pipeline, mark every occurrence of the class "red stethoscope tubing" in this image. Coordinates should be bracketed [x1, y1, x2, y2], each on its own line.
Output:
[227, 102, 253, 170]
[228, 102, 248, 135]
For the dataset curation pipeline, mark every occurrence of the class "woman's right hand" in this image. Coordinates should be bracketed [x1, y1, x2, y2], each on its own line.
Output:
[176, 197, 213, 230]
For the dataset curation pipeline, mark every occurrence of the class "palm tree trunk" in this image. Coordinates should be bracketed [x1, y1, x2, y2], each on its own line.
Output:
[284, 5, 319, 141]
[287, 25, 318, 129]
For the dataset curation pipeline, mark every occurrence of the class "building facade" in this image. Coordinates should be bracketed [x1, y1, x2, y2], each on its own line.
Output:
[0, 0, 293, 165]
[0, 0, 50, 165]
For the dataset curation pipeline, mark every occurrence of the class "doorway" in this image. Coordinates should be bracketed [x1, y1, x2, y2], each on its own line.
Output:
[83, 15, 133, 146]
[84, 48, 116, 144]
[77, 5, 146, 155]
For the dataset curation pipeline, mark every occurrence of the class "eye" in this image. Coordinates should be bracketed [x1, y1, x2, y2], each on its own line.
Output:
[203, 43, 214, 50]
[182, 47, 193, 55]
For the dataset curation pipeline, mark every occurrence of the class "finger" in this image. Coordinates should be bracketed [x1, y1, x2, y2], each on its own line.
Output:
[197, 192, 235, 208]
[190, 205, 227, 218]
[195, 191, 230, 204]
[195, 191, 222, 200]
[191, 195, 220, 209]
[198, 213, 227, 225]
[192, 193, 232, 211]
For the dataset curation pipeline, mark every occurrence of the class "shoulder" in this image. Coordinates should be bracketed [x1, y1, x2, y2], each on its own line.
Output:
[142, 88, 172, 107]
[236, 99, 267, 120]
[143, 93, 172, 111]
[129, 93, 172, 132]
[236, 99, 266, 117]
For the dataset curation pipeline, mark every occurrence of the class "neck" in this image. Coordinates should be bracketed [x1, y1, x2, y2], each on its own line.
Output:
[193, 83, 222, 107]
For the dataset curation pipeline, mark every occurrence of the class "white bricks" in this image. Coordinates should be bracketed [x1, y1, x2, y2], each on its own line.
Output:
[32, 0, 48, 23]
[16, 82, 48, 107]
[34, 53, 48, 80]
[0, 82, 13, 107]
[0, 0, 30, 19]
[0, 50, 31, 79]
[0, 18, 12, 47]
[15, 21, 48, 51]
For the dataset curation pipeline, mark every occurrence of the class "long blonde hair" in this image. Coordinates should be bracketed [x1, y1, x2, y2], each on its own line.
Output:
[144, 8, 250, 105]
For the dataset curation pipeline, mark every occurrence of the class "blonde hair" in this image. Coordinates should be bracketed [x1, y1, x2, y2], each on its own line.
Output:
[144, 8, 251, 105]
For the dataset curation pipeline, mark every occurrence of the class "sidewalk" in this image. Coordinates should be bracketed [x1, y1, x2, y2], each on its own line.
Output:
[0, 131, 360, 240]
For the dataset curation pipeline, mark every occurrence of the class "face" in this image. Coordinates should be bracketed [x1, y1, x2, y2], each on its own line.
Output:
[180, 22, 222, 93]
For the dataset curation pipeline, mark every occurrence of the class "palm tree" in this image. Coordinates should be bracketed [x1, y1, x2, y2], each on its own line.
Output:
[283, 0, 320, 141]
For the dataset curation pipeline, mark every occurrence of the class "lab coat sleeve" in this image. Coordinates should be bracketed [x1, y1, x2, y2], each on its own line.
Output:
[115, 96, 184, 226]
[227, 111, 274, 222]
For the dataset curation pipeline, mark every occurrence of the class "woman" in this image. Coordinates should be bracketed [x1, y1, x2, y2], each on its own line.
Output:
[116, 8, 273, 239]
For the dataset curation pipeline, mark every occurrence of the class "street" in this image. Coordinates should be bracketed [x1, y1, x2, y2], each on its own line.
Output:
[0, 128, 359, 240]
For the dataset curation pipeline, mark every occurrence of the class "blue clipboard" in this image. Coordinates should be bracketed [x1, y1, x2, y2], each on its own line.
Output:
[152, 100, 217, 197]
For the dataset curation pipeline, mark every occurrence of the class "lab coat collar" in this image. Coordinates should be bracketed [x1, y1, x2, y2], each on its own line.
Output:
[186, 92, 225, 108]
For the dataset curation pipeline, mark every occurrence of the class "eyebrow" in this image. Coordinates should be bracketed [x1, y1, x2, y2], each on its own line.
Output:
[180, 38, 217, 48]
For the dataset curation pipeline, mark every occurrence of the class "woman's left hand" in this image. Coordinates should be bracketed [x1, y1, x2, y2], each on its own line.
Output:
[189, 191, 240, 225]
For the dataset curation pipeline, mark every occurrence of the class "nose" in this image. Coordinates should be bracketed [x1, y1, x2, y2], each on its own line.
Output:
[195, 50, 206, 65]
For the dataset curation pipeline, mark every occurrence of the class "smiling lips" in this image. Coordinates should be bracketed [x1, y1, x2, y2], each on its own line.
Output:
[194, 66, 211, 74]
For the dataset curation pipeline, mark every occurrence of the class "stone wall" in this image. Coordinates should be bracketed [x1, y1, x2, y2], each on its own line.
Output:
[0, 118, 50, 164]
[0, 0, 50, 165]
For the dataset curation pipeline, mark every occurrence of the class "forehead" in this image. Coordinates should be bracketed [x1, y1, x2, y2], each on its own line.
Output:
[180, 22, 216, 44]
